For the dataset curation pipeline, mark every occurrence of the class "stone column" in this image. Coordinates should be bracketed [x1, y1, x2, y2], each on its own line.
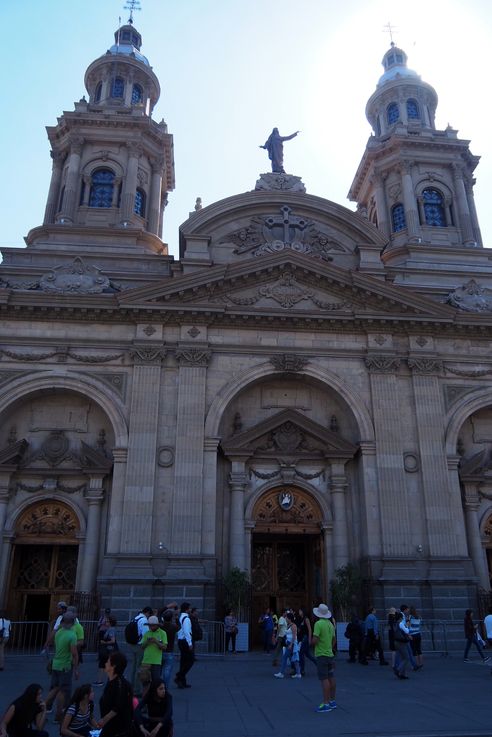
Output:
[400, 160, 420, 237]
[228, 462, 248, 571]
[365, 355, 412, 556]
[244, 522, 255, 576]
[81, 175, 91, 207]
[59, 136, 84, 223]
[330, 462, 349, 570]
[170, 348, 211, 555]
[202, 437, 220, 556]
[43, 151, 65, 224]
[148, 157, 164, 235]
[409, 358, 468, 557]
[120, 346, 166, 553]
[462, 484, 490, 589]
[453, 164, 475, 244]
[121, 143, 142, 222]
[79, 476, 105, 591]
[106, 448, 128, 554]
[371, 171, 390, 237]
[464, 177, 483, 247]
[358, 441, 383, 559]
[321, 524, 334, 596]
[0, 476, 11, 604]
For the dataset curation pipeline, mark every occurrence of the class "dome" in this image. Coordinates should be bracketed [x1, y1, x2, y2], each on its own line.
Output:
[107, 23, 150, 67]
[376, 44, 420, 88]
[107, 43, 150, 67]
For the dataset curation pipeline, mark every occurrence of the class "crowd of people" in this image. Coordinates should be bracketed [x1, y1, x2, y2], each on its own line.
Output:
[2, 599, 492, 733]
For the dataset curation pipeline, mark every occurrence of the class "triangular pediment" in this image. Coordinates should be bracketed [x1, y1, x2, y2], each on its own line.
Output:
[0, 439, 29, 468]
[221, 408, 357, 460]
[118, 251, 454, 320]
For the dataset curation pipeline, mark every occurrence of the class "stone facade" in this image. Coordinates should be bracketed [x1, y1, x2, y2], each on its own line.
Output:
[1, 30, 492, 629]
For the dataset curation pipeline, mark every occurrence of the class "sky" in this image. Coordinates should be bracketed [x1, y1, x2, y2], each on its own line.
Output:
[2, 0, 492, 259]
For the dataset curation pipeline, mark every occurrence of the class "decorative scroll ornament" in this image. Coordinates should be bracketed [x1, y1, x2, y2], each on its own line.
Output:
[269, 354, 309, 372]
[16, 501, 79, 538]
[407, 358, 443, 374]
[223, 205, 345, 261]
[17, 480, 86, 494]
[364, 356, 401, 373]
[175, 348, 211, 367]
[39, 257, 111, 294]
[446, 280, 492, 312]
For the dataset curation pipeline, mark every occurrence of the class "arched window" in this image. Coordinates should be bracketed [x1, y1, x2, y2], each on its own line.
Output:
[134, 188, 146, 217]
[94, 82, 102, 103]
[391, 203, 406, 232]
[423, 188, 446, 227]
[387, 102, 399, 125]
[111, 77, 124, 99]
[132, 84, 143, 104]
[89, 169, 115, 208]
[407, 99, 420, 120]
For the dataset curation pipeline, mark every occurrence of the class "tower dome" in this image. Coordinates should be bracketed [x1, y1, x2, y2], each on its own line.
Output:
[365, 43, 438, 138]
[84, 21, 160, 115]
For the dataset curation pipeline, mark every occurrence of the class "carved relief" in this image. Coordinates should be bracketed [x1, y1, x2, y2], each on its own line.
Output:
[39, 257, 111, 295]
[256, 421, 323, 455]
[85, 372, 127, 398]
[252, 486, 322, 531]
[130, 346, 166, 364]
[269, 354, 309, 372]
[447, 280, 492, 312]
[16, 501, 79, 539]
[157, 446, 175, 467]
[364, 356, 401, 373]
[443, 384, 478, 411]
[222, 205, 345, 261]
[254, 173, 306, 193]
[445, 364, 492, 378]
[0, 347, 124, 363]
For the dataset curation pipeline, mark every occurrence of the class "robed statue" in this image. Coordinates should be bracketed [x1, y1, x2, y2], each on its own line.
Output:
[260, 128, 299, 174]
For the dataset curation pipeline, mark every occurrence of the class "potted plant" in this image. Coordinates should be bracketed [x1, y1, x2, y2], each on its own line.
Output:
[223, 567, 250, 652]
[330, 563, 363, 651]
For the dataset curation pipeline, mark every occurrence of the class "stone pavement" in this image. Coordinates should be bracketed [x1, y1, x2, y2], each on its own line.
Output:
[1, 650, 492, 737]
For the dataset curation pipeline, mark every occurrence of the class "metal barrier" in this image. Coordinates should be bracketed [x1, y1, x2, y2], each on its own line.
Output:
[378, 619, 451, 656]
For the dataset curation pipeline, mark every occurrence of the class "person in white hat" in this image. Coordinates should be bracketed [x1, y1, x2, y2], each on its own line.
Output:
[140, 615, 168, 683]
[311, 604, 337, 713]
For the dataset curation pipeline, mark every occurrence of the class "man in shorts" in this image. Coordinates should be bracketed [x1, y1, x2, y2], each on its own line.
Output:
[311, 603, 336, 713]
[45, 612, 79, 722]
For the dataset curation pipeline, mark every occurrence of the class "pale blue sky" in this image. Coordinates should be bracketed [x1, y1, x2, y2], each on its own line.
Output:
[3, 0, 492, 258]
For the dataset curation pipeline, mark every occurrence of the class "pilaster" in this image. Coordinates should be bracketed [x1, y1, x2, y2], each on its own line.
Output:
[79, 476, 105, 591]
[59, 136, 84, 223]
[43, 151, 65, 224]
[228, 463, 248, 571]
[106, 447, 128, 554]
[330, 461, 349, 570]
[462, 482, 489, 588]
[148, 156, 164, 235]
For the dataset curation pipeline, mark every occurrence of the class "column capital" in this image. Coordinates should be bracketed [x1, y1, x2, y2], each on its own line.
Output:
[150, 155, 165, 174]
[130, 344, 167, 365]
[68, 135, 84, 155]
[365, 355, 401, 373]
[127, 142, 143, 158]
[408, 357, 443, 375]
[229, 471, 248, 489]
[175, 348, 211, 367]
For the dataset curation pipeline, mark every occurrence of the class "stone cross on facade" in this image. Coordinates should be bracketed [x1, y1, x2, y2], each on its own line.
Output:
[264, 205, 309, 245]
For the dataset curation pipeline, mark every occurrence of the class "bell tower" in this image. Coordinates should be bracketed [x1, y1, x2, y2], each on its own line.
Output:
[29, 12, 174, 255]
[349, 43, 483, 273]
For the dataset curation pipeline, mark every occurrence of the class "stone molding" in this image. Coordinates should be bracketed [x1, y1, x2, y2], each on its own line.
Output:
[445, 364, 492, 378]
[0, 347, 124, 364]
[364, 355, 401, 373]
[254, 173, 306, 193]
[175, 348, 211, 367]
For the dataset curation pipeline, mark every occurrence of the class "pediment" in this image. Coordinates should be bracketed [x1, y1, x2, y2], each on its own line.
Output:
[118, 251, 455, 320]
[221, 408, 357, 460]
[0, 439, 29, 468]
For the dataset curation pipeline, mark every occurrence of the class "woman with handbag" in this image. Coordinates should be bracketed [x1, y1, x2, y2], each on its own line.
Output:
[224, 609, 238, 654]
[273, 612, 301, 679]
[463, 609, 490, 663]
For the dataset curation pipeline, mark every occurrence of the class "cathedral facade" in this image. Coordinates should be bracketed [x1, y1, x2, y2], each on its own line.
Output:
[1, 23, 492, 627]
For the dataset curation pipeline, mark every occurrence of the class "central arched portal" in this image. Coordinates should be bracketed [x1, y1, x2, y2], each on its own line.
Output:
[251, 486, 324, 637]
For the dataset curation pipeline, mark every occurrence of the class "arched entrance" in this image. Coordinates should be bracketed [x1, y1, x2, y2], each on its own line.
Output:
[251, 486, 324, 636]
[7, 500, 80, 621]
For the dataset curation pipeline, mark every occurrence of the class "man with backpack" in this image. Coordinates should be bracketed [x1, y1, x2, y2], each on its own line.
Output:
[175, 602, 195, 689]
[125, 605, 153, 696]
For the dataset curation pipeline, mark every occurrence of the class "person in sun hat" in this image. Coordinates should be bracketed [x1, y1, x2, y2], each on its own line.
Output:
[311, 603, 337, 714]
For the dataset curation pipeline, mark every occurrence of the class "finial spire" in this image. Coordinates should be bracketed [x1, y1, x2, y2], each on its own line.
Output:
[124, 0, 141, 25]
[382, 21, 397, 46]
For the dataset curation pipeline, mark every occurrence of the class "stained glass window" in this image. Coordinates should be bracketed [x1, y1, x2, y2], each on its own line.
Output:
[132, 84, 143, 104]
[407, 99, 420, 120]
[387, 102, 399, 125]
[134, 188, 146, 217]
[392, 203, 406, 232]
[89, 169, 115, 208]
[423, 188, 446, 227]
[111, 77, 124, 99]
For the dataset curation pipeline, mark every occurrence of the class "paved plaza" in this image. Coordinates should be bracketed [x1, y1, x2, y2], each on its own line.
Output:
[1, 649, 492, 737]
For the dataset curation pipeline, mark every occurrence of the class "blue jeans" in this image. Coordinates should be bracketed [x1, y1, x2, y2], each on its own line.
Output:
[161, 652, 175, 688]
[280, 646, 300, 675]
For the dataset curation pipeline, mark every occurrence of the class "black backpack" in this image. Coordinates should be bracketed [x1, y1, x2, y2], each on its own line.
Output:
[190, 616, 203, 642]
[124, 617, 139, 645]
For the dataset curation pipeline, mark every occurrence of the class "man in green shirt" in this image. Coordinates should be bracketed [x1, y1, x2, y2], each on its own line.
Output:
[45, 612, 79, 722]
[311, 603, 336, 714]
[141, 615, 168, 682]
